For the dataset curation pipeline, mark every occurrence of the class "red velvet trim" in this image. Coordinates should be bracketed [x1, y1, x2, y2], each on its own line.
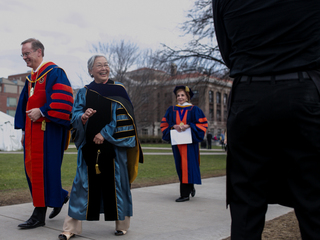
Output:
[31, 62, 55, 82]
[31, 122, 46, 207]
[52, 83, 73, 94]
[49, 102, 72, 112]
[25, 101, 32, 182]
[51, 93, 74, 104]
[48, 110, 70, 121]
[39, 62, 55, 73]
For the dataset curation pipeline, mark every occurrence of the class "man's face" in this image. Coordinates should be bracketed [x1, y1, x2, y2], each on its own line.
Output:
[21, 42, 42, 70]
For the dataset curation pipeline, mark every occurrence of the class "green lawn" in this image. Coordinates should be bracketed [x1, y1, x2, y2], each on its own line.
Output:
[0, 144, 226, 191]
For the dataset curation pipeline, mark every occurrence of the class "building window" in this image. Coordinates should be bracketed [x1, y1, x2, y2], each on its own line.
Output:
[142, 93, 148, 102]
[193, 90, 199, 99]
[217, 109, 221, 122]
[7, 97, 17, 107]
[191, 90, 199, 105]
[165, 92, 171, 106]
[209, 90, 213, 103]
[142, 128, 148, 135]
[216, 92, 221, 104]
[223, 93, 228, 105]
[6, 110, 16, 117]
[224, 110, 228, 121]
[209, 108, 214, 121]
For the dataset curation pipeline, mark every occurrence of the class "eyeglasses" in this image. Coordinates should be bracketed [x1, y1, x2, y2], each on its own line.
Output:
[94, 64, 109, 69]
[21, 50, 36, 58]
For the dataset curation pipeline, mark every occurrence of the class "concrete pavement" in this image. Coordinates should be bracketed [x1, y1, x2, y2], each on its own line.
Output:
[0, 176, 292, 240]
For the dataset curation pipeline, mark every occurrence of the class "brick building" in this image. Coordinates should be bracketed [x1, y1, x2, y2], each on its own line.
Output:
[0, 73, 28, 116]
[124, 68, 232, 138]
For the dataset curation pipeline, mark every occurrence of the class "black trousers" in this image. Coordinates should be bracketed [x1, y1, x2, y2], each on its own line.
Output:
[180, 183, 194, 197]
[207, 140, 212, 149]
[30, 207, 47, 222]
[227, 75, 320, 240]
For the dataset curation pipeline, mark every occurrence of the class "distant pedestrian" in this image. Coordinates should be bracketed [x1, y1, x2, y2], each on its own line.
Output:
[207, 132, 213, 149]
[220, 132, 225, 149]
[161, 86, 208, 202]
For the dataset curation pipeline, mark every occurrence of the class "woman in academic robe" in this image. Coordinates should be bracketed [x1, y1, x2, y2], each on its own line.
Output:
[160, 86, 208, 202]
[58, 55, 143, 240]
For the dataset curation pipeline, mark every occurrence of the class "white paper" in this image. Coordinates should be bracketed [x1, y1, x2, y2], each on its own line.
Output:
[170, 128, 192, 145]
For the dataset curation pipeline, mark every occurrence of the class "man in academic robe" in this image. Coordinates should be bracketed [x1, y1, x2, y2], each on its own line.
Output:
[15, 38, 73, 229]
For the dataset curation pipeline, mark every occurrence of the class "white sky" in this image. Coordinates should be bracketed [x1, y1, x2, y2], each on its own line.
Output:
[0, 0, 195, 88]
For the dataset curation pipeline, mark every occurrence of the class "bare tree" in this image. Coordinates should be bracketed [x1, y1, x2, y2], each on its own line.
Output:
[91, 40, 169, 133]
[159, 0, 228, 77]
[91, 40, 141, 82]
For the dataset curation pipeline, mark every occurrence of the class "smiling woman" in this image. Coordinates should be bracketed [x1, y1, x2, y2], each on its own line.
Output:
[88, 55, 110, 84]
[58, 54, 143, 239]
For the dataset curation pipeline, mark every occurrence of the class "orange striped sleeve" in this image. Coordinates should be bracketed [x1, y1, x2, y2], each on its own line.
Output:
[160, 117, 169, 132]
[196, 123, 208, 132]
[199, 117, 207, 123]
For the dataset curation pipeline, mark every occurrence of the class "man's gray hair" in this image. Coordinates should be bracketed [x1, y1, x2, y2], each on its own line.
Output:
[21, 38, 45, 57]
[87, 55, 107, 77]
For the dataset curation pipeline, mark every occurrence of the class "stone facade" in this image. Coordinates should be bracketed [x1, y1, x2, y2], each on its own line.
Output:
[123, 68, 232, 138]
[0, 76, 26, 116]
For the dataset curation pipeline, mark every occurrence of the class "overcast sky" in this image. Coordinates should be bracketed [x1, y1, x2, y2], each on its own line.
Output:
[0, 0, 195, 88]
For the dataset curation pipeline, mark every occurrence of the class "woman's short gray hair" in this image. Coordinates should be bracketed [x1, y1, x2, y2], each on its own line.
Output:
[87, 55, 107, 77]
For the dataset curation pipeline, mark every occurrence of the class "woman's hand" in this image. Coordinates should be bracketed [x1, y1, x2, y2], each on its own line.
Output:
[93, 133, 104, 144]
[81, 108, 97, 124]
[173, 124, 182, 132]
[173, 124, 190, 132]
[180, 124, 190, 131]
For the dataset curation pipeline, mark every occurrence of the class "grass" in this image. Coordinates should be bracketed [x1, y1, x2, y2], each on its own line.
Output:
[0, 144, 226, 192]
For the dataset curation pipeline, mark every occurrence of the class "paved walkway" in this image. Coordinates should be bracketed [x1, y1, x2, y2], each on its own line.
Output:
[0, 176, 292, 240]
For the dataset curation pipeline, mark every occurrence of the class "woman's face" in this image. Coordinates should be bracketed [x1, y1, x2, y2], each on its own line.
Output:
[90, 56, 110, 83]
[176, 89, 188, 104]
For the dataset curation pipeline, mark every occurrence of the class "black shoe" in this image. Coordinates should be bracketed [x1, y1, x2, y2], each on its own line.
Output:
[191, 188, 196, 197]
[18, 218, 45, 229]
[49, 195, 69, 219]
[175, 196, 190, 202]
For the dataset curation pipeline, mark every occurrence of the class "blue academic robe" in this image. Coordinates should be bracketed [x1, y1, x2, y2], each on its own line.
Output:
[14, 62, 73, 208]
[68, 81, 142, 221]
[161, 104, 208, 184]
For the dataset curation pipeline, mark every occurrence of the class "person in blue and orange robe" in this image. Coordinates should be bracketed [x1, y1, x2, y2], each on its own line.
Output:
[14, 38, 73, 229]
[161, 86, 208, 202]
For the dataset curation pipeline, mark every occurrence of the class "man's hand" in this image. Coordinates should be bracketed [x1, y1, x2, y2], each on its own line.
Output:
[26, 108, 41, 122]
[21, 134, 25, 145]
